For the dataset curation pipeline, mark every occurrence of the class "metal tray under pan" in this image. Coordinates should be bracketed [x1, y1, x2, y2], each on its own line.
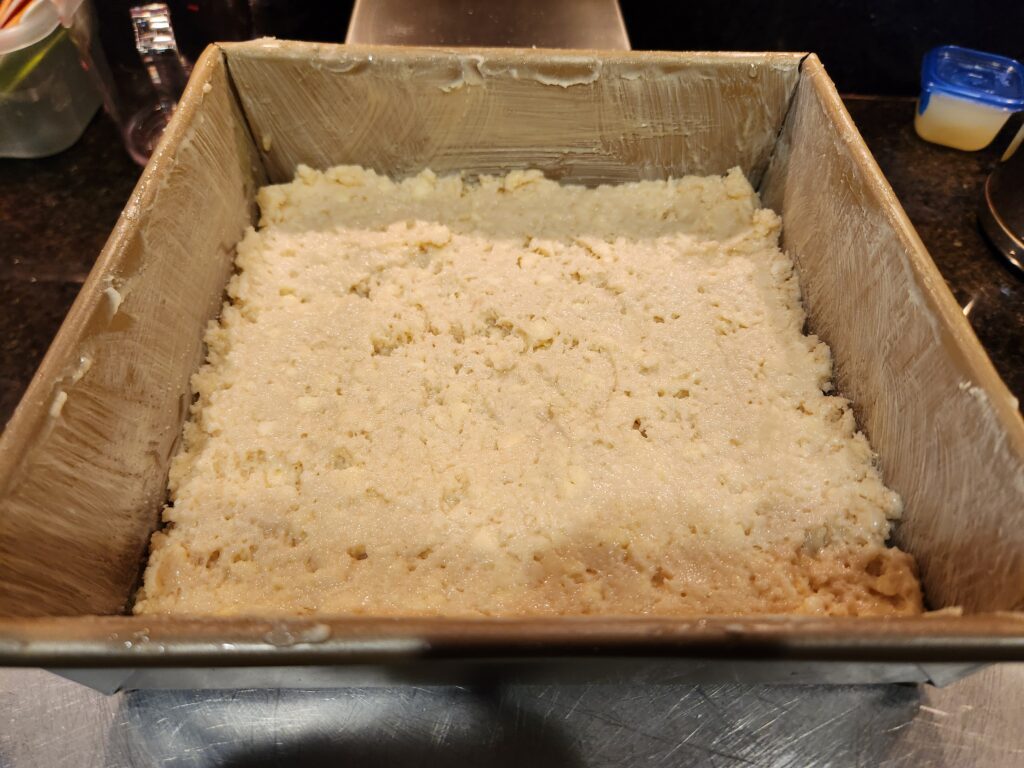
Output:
[0, 42, 1022, 692]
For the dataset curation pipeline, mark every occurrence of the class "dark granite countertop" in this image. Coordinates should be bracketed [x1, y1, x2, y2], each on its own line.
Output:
[1, 101, 1021, 426]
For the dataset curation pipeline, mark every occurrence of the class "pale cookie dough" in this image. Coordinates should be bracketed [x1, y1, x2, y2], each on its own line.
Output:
[134, 165, 922, 617]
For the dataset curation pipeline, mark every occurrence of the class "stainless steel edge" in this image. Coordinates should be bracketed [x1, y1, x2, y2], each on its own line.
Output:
[346, 0, 630, 49]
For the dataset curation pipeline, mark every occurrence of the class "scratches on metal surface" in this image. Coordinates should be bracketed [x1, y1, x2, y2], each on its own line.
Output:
[1, 667, 1023, 767]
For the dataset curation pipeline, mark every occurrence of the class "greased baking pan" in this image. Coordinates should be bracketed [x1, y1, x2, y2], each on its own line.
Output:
[1, 42, 1022, 692]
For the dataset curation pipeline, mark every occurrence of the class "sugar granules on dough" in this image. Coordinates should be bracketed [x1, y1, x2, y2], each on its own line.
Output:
[134, 165, 922, 617]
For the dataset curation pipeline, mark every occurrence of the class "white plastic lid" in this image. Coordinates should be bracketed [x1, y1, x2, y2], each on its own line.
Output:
[0, 0, 84, 54]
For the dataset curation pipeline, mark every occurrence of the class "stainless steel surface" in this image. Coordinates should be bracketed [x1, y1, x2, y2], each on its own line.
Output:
[347, 0, 630, 49]
[980, 124, 1024, 273]
[2, 665, 1023, 766]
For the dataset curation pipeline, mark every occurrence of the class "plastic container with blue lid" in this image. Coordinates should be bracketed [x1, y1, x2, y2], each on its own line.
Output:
[915, 45, 1024, 151]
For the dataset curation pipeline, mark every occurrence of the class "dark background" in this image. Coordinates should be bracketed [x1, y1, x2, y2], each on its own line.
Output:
[94, 0, 1024, 97]
[621, 0, 1024, 95]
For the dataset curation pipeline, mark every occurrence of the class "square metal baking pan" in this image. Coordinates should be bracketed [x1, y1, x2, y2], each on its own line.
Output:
[1, 42, 1022, 692]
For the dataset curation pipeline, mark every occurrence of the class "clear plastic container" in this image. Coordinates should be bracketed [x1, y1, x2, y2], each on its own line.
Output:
[915, 45, 1024, 151]
[0, 0, 101, 158]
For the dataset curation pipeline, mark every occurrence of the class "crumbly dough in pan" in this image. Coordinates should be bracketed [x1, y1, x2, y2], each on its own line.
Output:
[135, 165, 922, 617]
